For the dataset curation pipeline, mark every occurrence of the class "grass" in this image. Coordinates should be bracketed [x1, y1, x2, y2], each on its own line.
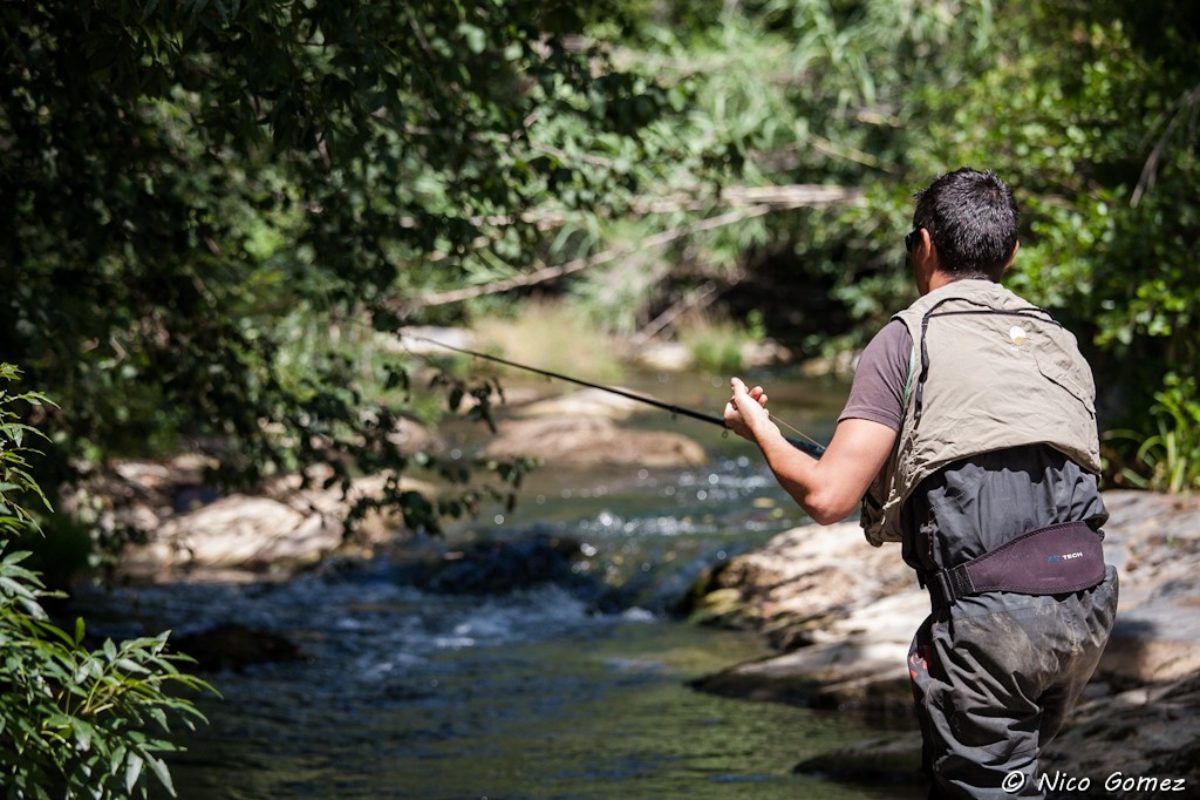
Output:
[472, 300, 626, 384]
[677, 310, 766, 374]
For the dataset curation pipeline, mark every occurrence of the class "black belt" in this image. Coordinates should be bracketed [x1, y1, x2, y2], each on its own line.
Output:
[926, 520, 1106, 609]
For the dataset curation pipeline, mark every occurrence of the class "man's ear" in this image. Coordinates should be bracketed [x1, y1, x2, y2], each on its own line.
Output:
[1003, 240, 1021, 270]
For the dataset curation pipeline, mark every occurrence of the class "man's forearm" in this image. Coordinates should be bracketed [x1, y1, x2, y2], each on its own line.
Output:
[753, 424, 828, 520]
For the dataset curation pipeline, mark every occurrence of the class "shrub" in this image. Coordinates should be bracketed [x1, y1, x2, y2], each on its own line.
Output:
[0, 364, 214, 798]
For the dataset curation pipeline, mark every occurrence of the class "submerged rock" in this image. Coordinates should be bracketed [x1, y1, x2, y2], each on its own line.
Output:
[173, 622, 303, 673]
[484, 416, 707, 468]
[416, 531, 589, 596]
[793, 732, 924, 785]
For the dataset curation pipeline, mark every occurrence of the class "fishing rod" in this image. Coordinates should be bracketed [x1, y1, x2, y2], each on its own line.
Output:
[402, 334, 827, 459]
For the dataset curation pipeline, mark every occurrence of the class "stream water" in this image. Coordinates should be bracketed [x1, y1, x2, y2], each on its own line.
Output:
[79, 368, 917, 799]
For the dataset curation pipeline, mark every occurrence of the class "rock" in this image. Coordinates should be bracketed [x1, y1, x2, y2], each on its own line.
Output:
[635, 341, 694, 372]
[173, 622, 303, 673]
[793, 732, 924, 785]
[789, 671, 1200, 798]
[515, 388, 642, 420]
[125, 470, 435, 577]
[1092, 491, 1200, 686]
[680, 521, 912, 637]
[387, 326, 476, 354]
[60, 453, 223, 542]
[1040, 672, 1200, 797]
[798, 350, 860, 379]
[688, 490, 1200, 793]
[739, 339, 792, 369]
[387, 417, 443, 454]
[691, 590, 928, 723]
[483, 416, 707, 468]
[416, 531, 591, 595]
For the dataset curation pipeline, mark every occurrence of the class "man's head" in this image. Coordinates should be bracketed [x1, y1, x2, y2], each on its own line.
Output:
[907, 168, 1019, 293]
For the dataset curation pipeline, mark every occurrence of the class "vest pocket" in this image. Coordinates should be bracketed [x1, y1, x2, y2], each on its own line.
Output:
[1033, 346, 1096, 417]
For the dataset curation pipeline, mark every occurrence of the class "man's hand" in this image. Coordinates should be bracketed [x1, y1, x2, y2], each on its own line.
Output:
[723, 377, 777, 443]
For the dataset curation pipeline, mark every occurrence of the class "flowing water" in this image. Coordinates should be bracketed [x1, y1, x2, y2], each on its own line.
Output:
[78, 368, 918, 799]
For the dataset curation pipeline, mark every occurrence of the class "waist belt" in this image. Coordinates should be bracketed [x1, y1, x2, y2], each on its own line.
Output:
[927, 521, 1106, 609]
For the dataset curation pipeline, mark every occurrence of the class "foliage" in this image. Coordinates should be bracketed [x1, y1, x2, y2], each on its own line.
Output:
[472, 300, 626, 384]
[1, 365, 214, 798]
[561, 0, 1200, 485]
[1108, 375, 1200, 493]
[0, 1, 728, 542]
[679, 310, 766, 374]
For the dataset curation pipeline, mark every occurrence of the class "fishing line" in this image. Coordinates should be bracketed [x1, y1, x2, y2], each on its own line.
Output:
[402, 334, 826, 458]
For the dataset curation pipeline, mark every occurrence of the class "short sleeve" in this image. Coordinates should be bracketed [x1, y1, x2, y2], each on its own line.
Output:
[838, 320, 913, 432]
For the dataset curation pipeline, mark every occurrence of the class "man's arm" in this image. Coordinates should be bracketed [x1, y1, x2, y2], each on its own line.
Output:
[724, 377, 897, 525]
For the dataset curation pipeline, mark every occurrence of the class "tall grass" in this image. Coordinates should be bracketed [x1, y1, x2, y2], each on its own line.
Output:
[472, 301, 626, 384]
[678, 310, 767, 374]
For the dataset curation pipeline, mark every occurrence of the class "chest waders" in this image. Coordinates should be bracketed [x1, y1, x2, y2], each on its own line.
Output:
[870, 282, 1117, 799]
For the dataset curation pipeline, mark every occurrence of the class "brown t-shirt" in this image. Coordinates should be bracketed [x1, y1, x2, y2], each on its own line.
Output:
[838, 320, 912, 431]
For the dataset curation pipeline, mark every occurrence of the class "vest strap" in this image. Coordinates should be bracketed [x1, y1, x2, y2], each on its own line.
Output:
[927, 521, 1106, 609]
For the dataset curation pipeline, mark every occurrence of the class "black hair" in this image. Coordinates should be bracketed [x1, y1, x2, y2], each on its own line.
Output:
[912, 168, 1019, 281]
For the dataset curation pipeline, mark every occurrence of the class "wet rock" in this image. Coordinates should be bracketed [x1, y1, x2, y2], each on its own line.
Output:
[680, 521, 911, 638]
[1040, 672, 1200, 797]
[691, 590, 927, 723]
[793, 732, 924, 785]
[416, 531, 587, 595]
[173, 622, 303, 673]
[484, 416, 707, 468]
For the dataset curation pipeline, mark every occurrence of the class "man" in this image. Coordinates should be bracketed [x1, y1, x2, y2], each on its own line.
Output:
[723, 168, 1118, 799]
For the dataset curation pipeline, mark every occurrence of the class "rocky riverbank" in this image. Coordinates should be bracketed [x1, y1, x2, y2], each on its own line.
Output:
[683, 490, 1200, 794]
[94, 386, 710, 581]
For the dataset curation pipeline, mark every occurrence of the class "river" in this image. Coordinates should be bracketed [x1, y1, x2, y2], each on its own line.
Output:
[79, 367, 917, 799]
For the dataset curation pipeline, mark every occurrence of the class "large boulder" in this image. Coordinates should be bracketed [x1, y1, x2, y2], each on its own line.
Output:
[691, 590, 927, 723]
[684, 522, 925, 722]
[125, 470, 434, 578]
[1093, 490, 1200, 687]
[681, 521, 912, 643]
[484, 416, 707, 468]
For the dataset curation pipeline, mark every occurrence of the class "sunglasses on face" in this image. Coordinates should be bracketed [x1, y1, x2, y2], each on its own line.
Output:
[904, 228, 922, 253]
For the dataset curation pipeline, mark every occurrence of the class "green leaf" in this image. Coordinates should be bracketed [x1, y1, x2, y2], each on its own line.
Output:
[125, 751, 144, 793]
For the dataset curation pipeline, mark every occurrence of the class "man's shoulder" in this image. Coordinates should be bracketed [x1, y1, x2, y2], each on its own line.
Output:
[866, 318, 913, 358]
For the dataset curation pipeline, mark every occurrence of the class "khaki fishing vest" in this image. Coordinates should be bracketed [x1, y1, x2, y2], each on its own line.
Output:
[861, 279, 1102, 546]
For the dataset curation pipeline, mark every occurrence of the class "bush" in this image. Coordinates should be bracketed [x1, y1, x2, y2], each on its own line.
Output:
[0, 364, 214, 798]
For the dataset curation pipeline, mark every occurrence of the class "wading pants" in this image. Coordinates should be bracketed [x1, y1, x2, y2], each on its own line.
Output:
[907, 567, 1119, 800]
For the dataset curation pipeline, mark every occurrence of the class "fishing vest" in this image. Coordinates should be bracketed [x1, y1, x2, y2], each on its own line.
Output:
[861, 279, 1102, 546]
